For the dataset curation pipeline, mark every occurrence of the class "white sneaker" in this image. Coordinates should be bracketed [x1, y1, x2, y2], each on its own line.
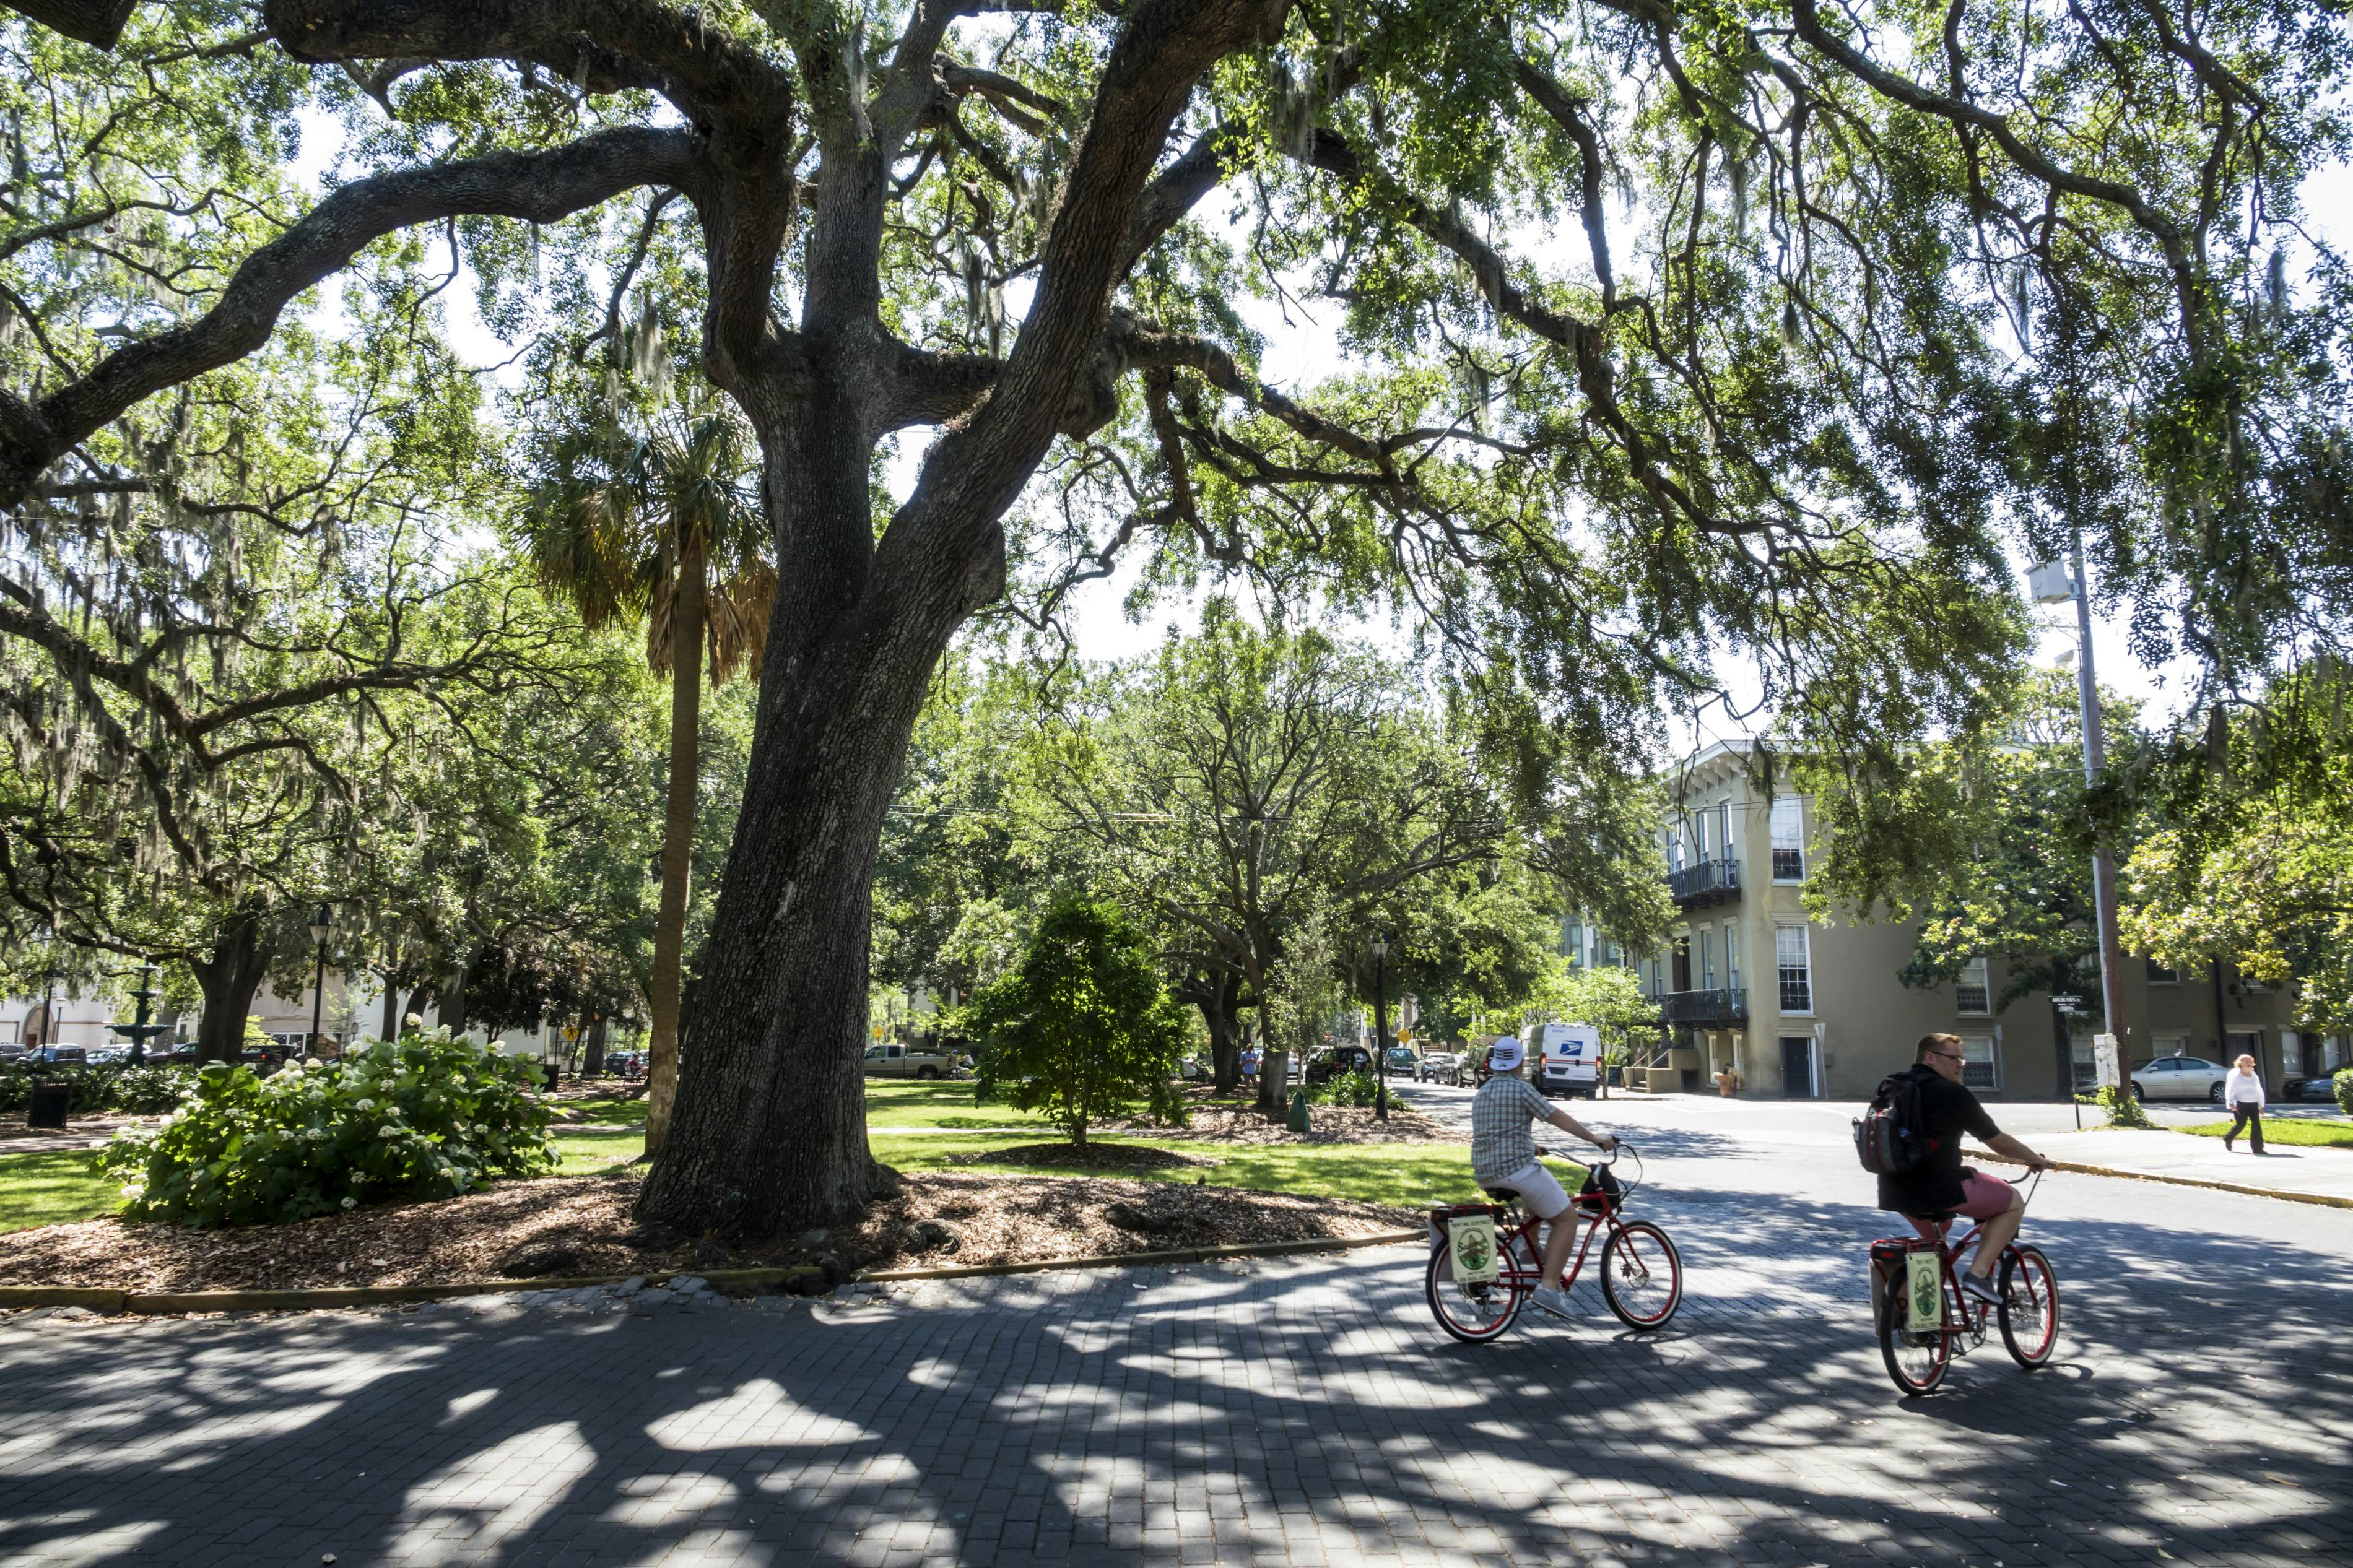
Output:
[1528, 1285, 1573, 1320]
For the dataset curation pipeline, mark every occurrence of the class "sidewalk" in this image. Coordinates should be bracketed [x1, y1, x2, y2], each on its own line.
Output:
[1975, 1124, 2353, 1207]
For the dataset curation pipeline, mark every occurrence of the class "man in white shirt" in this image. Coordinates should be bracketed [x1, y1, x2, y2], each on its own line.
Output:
[1469, 1037, 1617, 1320]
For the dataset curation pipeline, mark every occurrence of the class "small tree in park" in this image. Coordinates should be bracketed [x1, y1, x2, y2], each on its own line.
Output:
[967, 899, 1189, 1149]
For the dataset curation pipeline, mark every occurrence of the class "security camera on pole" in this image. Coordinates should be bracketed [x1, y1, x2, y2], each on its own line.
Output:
[2029, 548, 2133, 1093]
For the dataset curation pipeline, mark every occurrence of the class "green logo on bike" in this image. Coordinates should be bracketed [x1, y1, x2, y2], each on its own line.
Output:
[1448, 1215, 1499, 1283]
[1906, 1251, 1941, 1331]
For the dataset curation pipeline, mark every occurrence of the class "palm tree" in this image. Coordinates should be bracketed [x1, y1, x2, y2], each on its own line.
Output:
[524, 403, 771, 1154]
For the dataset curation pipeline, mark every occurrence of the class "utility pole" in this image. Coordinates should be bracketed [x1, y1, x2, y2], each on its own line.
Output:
[2063, 542, 2134, 1081]
[1371, 933, 1390, 1120]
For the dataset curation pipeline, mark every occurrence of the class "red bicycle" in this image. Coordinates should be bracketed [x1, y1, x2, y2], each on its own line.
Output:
[1424, 1144, 1682, 1341]
[1869, 1172, 2060, 1395]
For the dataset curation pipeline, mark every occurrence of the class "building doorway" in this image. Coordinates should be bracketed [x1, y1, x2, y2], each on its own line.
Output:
[1780, 1035, 1817, 1098]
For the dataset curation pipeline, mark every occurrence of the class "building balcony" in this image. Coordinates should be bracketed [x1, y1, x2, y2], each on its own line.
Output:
[1666, 857, 1741, 906]
[1659, 984, 1749, 1028]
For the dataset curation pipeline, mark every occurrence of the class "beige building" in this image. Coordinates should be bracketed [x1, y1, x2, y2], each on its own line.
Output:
[1565, 740, 2324, 1101]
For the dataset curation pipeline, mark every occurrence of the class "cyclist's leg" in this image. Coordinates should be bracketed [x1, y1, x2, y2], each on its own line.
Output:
[1501, 1161, 1578, 1286]
[1955, 1173, 2022, 1280]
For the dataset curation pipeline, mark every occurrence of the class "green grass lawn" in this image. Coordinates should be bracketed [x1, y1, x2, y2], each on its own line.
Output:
[557, 1094, 651, 1125]
[862, 1078, 1051, 1128]
[877, 1132, 1579, 1210]
[554, 1125, 646, 1171]
[2177, 1117, 2353, 1149]
[0, 1149, 117, 1234]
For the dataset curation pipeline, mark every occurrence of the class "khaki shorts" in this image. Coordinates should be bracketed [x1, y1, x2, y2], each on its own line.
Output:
[1490, 1159, 1573, 1219]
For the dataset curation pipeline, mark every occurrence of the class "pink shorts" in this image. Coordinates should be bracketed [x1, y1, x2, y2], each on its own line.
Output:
[1907, 1172, 2017, 1240]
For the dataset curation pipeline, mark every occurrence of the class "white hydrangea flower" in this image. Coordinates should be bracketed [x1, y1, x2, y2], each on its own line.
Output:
[378, 1126, 399, 1138]
[354, 1098, 376, 1111]
[341, 1196, 357, 1208]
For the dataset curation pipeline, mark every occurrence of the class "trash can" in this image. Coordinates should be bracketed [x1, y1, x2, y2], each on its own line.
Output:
[28, 1080, 71, 1129]
[1286, 1089, 1311, 1135]
[543, 1063, 562, 1092]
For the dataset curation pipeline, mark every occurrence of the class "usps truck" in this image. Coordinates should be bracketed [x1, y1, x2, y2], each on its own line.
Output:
[1521, 1021, 1602, 1099]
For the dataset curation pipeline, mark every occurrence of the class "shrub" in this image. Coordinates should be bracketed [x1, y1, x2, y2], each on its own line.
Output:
[967, 898, 1190, 1146]
[0, 1060, 195, 1115]
[2077, 1083, 2151, 1130]
[2335, 1067, 2353, 1117]
[98, 1028, 555, 1227]
[1311, 1067, 1381, 1107]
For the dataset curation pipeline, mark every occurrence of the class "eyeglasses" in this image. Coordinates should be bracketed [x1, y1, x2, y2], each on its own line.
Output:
[1926, 1050, 1964, 1062]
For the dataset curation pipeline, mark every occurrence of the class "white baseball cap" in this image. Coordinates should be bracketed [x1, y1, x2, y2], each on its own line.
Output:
[1486, 1039, 1524, 1072]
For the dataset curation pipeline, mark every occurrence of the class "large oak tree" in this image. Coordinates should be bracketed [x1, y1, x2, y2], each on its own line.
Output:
[1, 0, 2341, 1234]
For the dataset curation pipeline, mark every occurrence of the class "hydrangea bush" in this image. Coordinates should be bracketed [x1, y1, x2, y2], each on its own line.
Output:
[99, 1028, 557, 1227]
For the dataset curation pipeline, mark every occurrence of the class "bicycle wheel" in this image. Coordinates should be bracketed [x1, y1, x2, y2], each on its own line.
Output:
[1600, 1221, 1683, 1329]
[1425, 1242, 1525, 1343]
[1997, 1245, 2060, 1367]
[1876, 1277, 1951, 1395]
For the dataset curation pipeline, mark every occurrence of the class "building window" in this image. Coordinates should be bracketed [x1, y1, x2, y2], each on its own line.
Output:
[1770, 797, 1805, 881]
[1958, 1034, 1999, 1091]
[1700, 930, 1716, 991]
[1717, 800, 1734, 865]
[2145, 957, 2180, 984]
[1725, 926, 1740, 993]
[1776, 925, 1812, 1014]
[1691, 810, 1709, 860]
[2282, 1031, 2303, 1077]
[2151, 1033, 2187, 1059]
[1955, 956, 1990, 1016]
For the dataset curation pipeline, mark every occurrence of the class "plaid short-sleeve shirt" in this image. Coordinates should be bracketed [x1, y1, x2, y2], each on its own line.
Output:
[1471, 1074, 1558, 1185]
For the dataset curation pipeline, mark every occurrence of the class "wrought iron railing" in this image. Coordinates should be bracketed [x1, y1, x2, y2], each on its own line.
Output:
[1666, 857, 1741, 904]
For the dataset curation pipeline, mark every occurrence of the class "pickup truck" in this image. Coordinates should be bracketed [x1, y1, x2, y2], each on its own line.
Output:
[861, 1041, 967, 1080]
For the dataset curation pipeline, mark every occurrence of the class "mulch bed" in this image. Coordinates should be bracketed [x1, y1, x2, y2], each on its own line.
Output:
[0, 1166, 1418, 1293]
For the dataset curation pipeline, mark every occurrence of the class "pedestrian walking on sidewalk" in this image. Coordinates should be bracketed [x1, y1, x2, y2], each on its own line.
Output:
[2222, 1054, 2266, 1154]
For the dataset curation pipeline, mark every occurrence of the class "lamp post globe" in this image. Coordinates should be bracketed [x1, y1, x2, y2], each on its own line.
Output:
[305, 903, 334, 1060]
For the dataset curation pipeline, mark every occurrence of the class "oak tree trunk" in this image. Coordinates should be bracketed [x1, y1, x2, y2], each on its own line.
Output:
[377, 974, 399, 1044]
[645, 540, 708, 1155]
[189, 911, 271, 1065]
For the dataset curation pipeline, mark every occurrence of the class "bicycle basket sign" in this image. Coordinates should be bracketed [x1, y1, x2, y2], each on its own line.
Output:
[1448, 1213, 1500, 1284]
[1906, 1251, 1941, 1332]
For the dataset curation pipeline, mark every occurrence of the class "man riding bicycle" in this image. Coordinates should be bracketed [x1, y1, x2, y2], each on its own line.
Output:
[1471, 1036, 1617, 1320]
[1879, 1033, 2053, 1307]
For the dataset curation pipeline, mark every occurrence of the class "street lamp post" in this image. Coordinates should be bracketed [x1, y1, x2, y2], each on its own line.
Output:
[1372, 933, 1390, 1121]
[306, 904, 334, 1060]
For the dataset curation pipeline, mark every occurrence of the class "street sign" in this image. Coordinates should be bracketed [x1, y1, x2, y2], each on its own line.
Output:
[2052, 993, 2085, 1014]
[562, 1025, 580, 1042]
[1397, 1027, 1414, 1045]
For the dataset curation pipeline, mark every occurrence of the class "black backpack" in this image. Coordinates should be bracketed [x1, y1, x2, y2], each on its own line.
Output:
[1853, 1067, 1938, 1174]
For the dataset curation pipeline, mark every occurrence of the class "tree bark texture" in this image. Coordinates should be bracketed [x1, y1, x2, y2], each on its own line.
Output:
[188, 911, 269, 1064]
[378, 976, 399, 1044]
[644, 539, 707, 1156]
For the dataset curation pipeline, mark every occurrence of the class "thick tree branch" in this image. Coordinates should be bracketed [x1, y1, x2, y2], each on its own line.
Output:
[0, 127, 700, 511]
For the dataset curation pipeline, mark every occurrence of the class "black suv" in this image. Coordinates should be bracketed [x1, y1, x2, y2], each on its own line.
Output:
[1303, 1045, 1375, 1086]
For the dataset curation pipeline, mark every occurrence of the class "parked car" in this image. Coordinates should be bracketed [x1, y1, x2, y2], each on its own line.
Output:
[1180, 1055, 1212, 1082]
[2128, 1054, 2230, 1102]
[2283, 1073, 2346, 1102]
[1382, 1046, 1419, 1080]
[862, 1041, 965, 1080]
[1303, 1045, 1375, 1086]
[17, 1044, 88, 1066]
[1416, 1051, 1458, 1083]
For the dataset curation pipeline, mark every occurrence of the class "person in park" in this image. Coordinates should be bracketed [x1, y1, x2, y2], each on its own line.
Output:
[1878, 1034, 2053, 1307]
[2222, 1054, 2267, 1154]
[1469, 1037, 1617, 1322]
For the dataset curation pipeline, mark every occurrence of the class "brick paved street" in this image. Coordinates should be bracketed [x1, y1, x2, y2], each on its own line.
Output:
[3, 1101, 2348, 1567]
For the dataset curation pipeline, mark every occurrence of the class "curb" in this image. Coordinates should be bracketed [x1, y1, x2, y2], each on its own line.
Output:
[1965, 1146, 2353, 1212]
[0, 1263, 829, 1317]
[0, 1233, 1432, 1316]
[856, 1228, 1427, 1283]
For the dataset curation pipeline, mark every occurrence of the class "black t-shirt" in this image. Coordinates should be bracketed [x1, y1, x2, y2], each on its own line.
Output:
[1876, 1065, 2003, 1216]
